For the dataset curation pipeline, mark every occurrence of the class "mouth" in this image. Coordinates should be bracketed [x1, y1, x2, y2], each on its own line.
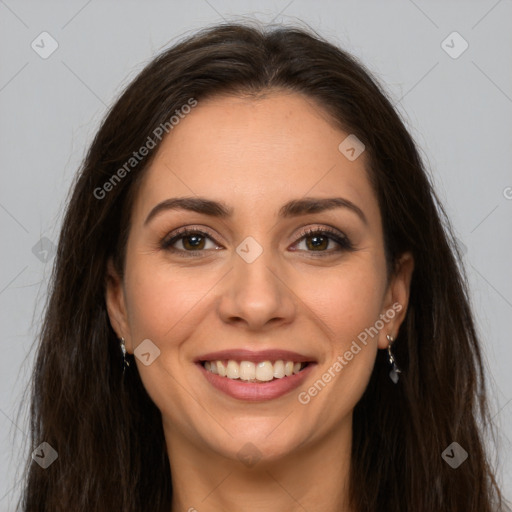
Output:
[200, 359, 311, 383]
[194, 349, 317, 401]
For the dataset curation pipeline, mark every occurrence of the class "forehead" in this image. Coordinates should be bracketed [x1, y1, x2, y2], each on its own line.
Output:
[130, 91, 379, 226]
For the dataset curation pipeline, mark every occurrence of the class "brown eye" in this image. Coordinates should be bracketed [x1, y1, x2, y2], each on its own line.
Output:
[160, 226, 354, 258]
[293, 228, 354, 255]
[304, 233, 329, 251]
[161, 228, 221, 257]
[179, 233, 206, 250]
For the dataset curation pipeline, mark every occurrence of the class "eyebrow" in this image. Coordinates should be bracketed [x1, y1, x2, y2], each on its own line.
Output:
[144, 196, 368, 226]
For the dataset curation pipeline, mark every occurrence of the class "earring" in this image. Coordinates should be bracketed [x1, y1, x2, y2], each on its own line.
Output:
[386, 334, 401, 384]
[120, 337, 130, 374]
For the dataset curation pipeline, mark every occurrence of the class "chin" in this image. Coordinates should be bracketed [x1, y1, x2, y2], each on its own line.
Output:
[207, 425, 306, 465]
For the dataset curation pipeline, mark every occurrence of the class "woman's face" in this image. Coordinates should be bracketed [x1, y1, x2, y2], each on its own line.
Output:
[106, 91, 413, 464]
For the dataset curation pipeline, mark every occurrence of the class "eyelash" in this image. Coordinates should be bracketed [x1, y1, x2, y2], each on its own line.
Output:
[160, 226, 354, 258]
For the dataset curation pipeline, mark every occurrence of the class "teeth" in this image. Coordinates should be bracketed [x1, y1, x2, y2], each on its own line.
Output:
[226, 360, 239, 379]
[217, 360, 227, 377]
[256, 361, 274, 382]
[202, 359, 308, 381]
[273, 360, 285, 378]
[239, 361, 255, 381]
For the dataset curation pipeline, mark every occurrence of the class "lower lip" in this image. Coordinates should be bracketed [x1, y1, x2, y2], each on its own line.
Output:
[197, 362, 316, 402]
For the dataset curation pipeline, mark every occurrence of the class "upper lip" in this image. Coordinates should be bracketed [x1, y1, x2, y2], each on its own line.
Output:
[195, 349, 316, 364]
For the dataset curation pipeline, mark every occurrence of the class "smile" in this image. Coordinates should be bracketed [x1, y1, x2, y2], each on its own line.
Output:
[202, 359, 309, 382]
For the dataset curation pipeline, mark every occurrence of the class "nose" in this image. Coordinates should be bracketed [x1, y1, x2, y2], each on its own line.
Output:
[217, 244, 297, 332]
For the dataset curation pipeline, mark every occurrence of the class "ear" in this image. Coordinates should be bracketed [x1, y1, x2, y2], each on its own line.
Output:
[105, 257, 132, 353]
[377, 252, 414, 350]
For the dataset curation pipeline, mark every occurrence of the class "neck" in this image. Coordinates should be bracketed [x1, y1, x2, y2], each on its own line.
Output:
[165, 417, 355, 512]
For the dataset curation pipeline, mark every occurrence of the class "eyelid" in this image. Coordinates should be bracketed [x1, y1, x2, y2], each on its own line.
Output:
[293, 224, 347, 242]
[291, 226, 353, 255]
[160, 224, 353, 255]
[160, 225, 221, 251]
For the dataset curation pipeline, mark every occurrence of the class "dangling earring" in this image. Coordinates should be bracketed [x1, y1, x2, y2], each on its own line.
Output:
[120, 337, 130, 374]
[386, 334, 401, 384]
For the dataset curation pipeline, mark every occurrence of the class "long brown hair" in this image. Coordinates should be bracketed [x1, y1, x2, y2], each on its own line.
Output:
[16, 20, 507, 511]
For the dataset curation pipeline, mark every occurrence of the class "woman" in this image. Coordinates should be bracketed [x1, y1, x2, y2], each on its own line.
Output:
[18, 21, 507, 511]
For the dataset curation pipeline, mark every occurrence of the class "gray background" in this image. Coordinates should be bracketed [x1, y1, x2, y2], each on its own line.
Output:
[0, 0, 511, 508]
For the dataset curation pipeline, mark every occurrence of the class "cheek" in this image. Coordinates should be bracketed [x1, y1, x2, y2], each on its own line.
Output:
[122, 262, 212, 414]
[296, 280, 383, 424]
[302, 261, 386, 342]
[124, 259, 214, 343]
[298, 260, 385, 405]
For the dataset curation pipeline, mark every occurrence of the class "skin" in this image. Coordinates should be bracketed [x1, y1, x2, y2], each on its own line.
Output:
[106, 90, 414, 512]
